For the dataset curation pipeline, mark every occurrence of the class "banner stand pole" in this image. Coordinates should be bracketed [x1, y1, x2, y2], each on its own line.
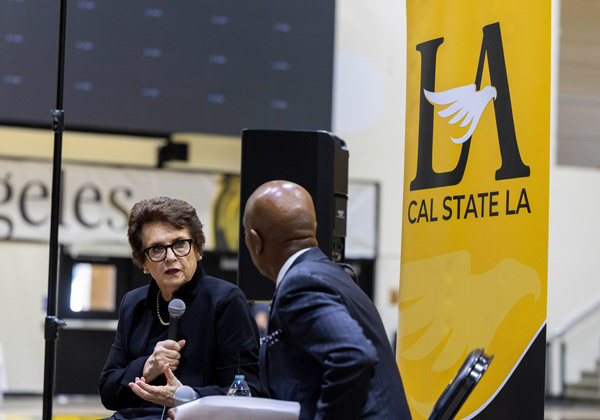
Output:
[42, 1, 68, 420]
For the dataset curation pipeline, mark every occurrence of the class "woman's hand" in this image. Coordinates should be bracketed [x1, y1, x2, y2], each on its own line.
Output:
[129, 364, 183, 407]
[143, 339, 186, 383]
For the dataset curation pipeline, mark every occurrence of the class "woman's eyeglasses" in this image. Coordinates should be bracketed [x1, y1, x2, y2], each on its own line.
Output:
[144, 239, 193, 262]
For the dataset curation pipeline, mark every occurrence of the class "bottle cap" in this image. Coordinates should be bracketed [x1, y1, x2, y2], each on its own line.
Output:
[235, 375, 245, 380]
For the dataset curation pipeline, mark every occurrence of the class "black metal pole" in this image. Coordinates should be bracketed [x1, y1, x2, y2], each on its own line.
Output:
[42, 1, 68, 420]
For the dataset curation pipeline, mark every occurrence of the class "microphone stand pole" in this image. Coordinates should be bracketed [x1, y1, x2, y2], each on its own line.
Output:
[42, 1, 68, 419]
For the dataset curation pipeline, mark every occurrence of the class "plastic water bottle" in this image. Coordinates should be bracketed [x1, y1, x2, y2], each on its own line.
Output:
[227, 374, 251, 397]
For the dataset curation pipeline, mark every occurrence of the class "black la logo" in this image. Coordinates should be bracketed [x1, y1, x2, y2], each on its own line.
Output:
[410, 22, 530, 191]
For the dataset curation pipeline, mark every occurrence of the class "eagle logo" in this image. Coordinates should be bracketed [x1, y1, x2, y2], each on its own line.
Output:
[424, 84, 497, 144]
[399, 251, 541, 372]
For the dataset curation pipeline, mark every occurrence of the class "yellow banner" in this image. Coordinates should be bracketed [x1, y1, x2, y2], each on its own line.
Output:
[398, 1, 550, 419]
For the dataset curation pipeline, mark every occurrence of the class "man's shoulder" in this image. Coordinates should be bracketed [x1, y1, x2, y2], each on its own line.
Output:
[280, 256, 345, 296]
[279, 250, 365, 305]
[288, 250, 344, 279]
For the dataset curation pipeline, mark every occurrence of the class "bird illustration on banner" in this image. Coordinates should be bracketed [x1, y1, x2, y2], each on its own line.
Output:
[399, 250, 541, 372]
[424, 83, 497, 144]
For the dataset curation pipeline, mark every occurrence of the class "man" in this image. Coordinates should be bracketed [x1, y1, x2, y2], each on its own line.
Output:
[243, 180, 412, 420]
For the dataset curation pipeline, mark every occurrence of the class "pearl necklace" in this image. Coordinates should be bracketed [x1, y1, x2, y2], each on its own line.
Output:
[156, 290, 169, 326]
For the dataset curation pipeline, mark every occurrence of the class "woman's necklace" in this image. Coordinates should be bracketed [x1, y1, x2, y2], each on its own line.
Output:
[156, 290, 169, 326]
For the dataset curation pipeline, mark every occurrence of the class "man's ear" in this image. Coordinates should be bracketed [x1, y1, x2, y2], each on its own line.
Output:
[248, 228, 263, 255]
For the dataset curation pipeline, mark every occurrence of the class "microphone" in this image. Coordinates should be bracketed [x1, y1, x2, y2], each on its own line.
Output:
[168, 298, 186, 341]
[173, 385, 199, 406]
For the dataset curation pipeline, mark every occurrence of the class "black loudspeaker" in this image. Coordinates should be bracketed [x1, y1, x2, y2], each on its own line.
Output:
[237, 129, 349, 301]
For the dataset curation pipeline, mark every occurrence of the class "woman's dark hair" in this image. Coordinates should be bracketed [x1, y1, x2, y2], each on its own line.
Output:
[127, 197, 205, 268]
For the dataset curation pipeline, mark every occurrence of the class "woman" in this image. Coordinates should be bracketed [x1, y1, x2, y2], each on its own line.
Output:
[99, 197, 260, 419]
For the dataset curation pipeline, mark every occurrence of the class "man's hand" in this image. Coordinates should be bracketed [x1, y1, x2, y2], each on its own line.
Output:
[129, 363, 183, 407]
[143, 339, 186, 382]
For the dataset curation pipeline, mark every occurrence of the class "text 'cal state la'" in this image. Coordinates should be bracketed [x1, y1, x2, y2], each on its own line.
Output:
[407, 188, 531, 224]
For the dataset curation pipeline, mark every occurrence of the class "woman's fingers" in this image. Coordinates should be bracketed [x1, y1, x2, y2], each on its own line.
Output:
[164, 364, 182, 386]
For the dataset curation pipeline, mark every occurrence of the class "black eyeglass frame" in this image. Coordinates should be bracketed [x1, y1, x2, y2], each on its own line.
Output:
[143, 239, 194, 262]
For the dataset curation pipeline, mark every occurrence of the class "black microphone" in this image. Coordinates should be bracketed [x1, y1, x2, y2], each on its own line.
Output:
[168, 298, 186, 341]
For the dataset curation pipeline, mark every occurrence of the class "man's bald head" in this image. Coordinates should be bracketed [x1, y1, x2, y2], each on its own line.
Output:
[243, 181, 318, 281]
[244, 180, 317, 244]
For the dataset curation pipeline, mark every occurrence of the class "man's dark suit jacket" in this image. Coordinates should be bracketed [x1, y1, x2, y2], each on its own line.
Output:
[260, 247, 412, 420]
[99, 268, 260, 419]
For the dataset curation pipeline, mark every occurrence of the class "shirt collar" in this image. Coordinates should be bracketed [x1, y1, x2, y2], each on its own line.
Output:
[276, 247, 311, 289]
